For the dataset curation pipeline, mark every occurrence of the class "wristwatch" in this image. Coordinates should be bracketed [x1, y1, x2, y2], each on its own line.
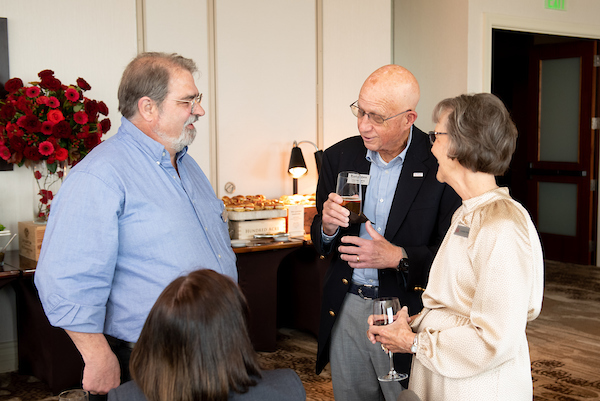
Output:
[396, 258, 409, 273]
[411, 334, 418, 354]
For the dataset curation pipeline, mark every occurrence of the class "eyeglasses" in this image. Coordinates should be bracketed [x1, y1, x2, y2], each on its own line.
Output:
[350, 101, 411, 125]
[427, 131, 447, 145]
[172, 93, 203, 114]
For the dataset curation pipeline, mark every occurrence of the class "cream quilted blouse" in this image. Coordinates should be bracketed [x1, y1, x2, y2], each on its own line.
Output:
[410, 187, 544, 400]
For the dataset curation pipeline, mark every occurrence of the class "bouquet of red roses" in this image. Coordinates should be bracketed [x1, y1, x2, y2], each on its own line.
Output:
[0, 69, 110, 171]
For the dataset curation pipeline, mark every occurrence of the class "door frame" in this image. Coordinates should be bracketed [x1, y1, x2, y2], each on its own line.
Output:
[483, 13, 600, 266]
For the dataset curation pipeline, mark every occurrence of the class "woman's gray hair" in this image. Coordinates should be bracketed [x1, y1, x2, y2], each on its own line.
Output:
[432, 93, 517, 175]
[118, 52, 197, 119]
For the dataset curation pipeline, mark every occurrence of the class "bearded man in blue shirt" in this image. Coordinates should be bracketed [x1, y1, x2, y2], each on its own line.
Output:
[35, 52, 237, 399]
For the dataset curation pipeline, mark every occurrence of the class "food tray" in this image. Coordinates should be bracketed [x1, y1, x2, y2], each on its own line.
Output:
[227, 209, 287, 221]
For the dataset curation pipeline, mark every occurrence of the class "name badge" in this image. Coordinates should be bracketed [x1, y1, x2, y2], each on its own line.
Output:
[454, 225, 469, 238]
[413, 172, 424, 178]
[347, 173, 370, 185]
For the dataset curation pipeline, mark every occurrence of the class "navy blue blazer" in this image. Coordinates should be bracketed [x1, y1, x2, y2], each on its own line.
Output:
[311, 127, 461, 375]
[108, 369, 306, 401]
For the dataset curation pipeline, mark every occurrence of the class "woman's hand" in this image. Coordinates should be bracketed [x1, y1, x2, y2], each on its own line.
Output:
[367, 306, 415, 354]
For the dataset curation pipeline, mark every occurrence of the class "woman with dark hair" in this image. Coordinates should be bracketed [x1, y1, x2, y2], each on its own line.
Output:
[108, 269, 306, 401]
[367, 93, 544, 400]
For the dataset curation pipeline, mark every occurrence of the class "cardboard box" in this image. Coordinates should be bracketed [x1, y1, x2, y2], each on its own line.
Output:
[18, 221, 46, 261]
[304, 206, 317, 235]
[230, 218, 287, 240]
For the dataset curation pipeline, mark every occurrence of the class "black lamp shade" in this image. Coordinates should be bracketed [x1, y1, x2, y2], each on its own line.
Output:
[288, 146, 307, 178]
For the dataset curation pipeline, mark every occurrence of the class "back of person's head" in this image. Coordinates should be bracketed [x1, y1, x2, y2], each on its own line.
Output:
[130, 269, 261, 401]
[118, 52, 197, 119]
[432, 92, 517, 176]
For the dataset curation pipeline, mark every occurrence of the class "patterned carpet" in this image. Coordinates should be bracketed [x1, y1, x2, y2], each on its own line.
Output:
[527, 260, 600, 401]
[1, 259, 599, 401]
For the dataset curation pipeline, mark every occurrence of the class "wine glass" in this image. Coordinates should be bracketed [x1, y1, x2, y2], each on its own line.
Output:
[336, 171, 368, 224]
[58, 389, 89, 401]
[372, 297, 407, 382]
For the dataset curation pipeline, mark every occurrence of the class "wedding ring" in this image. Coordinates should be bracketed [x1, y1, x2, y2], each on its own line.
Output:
[356, 255, 360, 262]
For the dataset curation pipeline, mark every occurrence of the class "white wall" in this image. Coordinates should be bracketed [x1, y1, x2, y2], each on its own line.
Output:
[322, 0, 392, 150]
[144, 0, 212, 178]
[393, 0, 468, 131]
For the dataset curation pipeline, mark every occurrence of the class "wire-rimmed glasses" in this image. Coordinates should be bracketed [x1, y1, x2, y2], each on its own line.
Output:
[350, 101, 411, 125]
[172, 93, 203, 114]
[427, 131, 447, 145]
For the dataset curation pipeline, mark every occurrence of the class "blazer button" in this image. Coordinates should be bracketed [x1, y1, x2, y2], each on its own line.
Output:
[342, 278, 348, 285]
[329, 310, 335, 317]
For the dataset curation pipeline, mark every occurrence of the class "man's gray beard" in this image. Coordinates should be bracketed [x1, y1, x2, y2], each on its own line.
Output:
[156, 115, 198, 153]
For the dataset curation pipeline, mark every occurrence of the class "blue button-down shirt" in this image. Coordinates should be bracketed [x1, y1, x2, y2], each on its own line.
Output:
[323, 129, 413, 286]
[35, 117, 237, 342]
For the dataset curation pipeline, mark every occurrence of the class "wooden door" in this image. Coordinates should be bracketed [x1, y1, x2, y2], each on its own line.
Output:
[526, 41, 599, 264]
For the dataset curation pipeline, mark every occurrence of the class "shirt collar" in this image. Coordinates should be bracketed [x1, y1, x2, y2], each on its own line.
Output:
[120, 116, 188, 163]
[365, 126, 413, 167]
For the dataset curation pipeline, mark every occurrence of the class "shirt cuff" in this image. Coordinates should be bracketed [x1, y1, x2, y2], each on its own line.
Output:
[321, 226, 339, 243]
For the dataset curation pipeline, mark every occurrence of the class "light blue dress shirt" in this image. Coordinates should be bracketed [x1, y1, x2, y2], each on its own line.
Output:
[35, 117, 237, 342]
[323, 129, 412, 287]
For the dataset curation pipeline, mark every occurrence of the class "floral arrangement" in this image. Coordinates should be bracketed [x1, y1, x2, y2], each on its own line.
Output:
[0, 70, 111, 222]
[0, 69, 111, 170]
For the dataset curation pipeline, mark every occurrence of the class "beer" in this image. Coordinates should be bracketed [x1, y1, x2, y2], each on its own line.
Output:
[341, 196, 367, 224]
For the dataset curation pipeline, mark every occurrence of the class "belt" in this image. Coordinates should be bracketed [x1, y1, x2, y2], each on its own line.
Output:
[348, 283, 379, 300]
[105, 334, 136, 350]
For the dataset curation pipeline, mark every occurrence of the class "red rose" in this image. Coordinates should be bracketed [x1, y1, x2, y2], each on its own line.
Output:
[74, 110, 89, 125]
[47, 97, 60, 108]
[100, 118, 111, 134]
[34, 170, 42, 179]
[17, 115, 42, 132]
[37, 96, 49, 105]
[0, 145, 10, 161]
[84, 99, 99, 120]
[39, 141, 54, 156]
[23, 146, 42, 161]
[52, 120, 72, 138]
[25, 86, 41, 98]
[57, 170, 64, 178]
[9, 136, 25, 151]
[84, 133, 101, 149]
[38, 70, 55, 79]
[77, 78, 91, 91]
[65, 88, 80, 102]
[41, 121, 54, 135]
[4, 78, 23, 93]
[55, 147, 68, 161]
[16, 96, 32, 113]
[47, 109, 65, 123]
[98, 101, 109, 116]
[40, 76, 62, 91]
[0, 103, 16, 120]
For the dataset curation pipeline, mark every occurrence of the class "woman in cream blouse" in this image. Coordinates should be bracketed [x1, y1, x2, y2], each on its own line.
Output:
[368, 93, 544, 400]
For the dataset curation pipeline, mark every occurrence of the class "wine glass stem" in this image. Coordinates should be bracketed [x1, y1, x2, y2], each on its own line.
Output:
[389, 352, 394, 373]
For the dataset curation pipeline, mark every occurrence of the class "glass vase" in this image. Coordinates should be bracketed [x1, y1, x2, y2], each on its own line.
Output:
[32, 162, 68, 224]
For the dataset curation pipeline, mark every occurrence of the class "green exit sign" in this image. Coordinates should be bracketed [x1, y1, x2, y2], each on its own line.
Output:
[546, 0, 566, 10]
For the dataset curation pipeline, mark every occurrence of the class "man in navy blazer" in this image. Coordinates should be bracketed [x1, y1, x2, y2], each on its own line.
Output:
[311, 65, 460, 401]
